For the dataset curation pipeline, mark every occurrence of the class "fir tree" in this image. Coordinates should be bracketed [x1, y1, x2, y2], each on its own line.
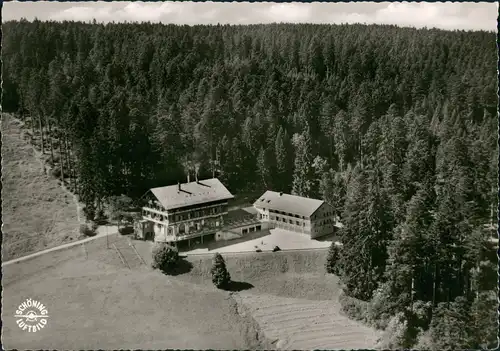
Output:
[211, 253, 231, 289]
[325, 243, 342, 275]
[256, 146, 270, 189]
[291, 127, 314, 197]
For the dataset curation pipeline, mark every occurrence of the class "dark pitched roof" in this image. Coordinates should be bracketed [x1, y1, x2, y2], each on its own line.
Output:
[149, 178, 234, 211]
[253, 191, 325, 218]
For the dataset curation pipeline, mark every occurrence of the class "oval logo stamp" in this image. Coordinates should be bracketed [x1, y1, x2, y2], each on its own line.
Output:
[14, 298, 49, 332]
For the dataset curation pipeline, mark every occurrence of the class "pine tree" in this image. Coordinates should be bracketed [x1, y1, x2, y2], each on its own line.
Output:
[256, 146, 270, 189]
[469, 290, 498, 349]
[333, 110, 349, 171]
[211, 253, 231, 289]
[311, 155, 328, 198]
[339, 163, 395, 301]
[325, 243, 342, 275]
[291, 128, 314, 197]
[428, 297, 474, 350]
[319, 100, 337, 164]
[275, 126, 292, 192]
[382, 183, 436, 316]
[338, 166, 373, 299]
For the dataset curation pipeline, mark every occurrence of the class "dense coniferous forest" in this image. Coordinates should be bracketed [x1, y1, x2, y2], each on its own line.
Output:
[2, 19, 498, 349]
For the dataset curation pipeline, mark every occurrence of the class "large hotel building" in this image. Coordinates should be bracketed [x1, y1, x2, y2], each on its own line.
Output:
[138, 178, 234, 247]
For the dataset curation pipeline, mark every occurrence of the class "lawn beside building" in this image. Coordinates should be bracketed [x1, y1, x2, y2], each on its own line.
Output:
[2, 234, 378, 350]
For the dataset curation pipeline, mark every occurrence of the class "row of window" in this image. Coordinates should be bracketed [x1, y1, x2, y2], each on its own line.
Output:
[273, 216, 306, 227]
[262, 214, 332, 229]
[273, 222, 311, 234]
[146, 201, 164, 212]
[259, 208, 334, 222]
[176, 207, 221, 221]
[145, 211, 166, 221]
[260, 213, 306, 226]
[157, 220, 221, 236]
[322, 211, 334, 218]
[318, 218, 334, 226]
[145, 207, 223, 222]
[267, 208, 307, 219]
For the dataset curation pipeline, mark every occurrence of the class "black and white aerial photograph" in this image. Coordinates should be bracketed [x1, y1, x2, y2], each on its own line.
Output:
[1, 1, 498, 349]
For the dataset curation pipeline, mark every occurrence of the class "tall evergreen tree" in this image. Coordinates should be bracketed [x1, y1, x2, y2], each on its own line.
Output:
[291, 126, 314, 197]
[275, 126, 292, 192]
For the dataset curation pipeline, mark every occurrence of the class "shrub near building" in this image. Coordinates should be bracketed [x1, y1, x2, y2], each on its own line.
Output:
[211, 253, 231, 289]
[151, 243, 180, 274]
[80, 222, 98, 237]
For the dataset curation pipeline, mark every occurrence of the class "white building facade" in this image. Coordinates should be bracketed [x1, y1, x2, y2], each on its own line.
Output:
[140, 178, 234, 246]
[253, 191, 335, 239]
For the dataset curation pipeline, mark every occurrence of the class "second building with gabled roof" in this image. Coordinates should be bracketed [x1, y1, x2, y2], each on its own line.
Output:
[253, 191, 336, 239]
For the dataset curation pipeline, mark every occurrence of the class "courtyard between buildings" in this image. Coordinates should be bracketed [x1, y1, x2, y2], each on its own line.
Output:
[130, 213, 338, 259]
[185, 228, 335, 254]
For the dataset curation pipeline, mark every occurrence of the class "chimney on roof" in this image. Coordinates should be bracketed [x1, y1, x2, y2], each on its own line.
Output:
[280, 192, 283, 196]
[187, 173, 190, 183]
[178, 182, 181, 191]
[196, 172, 200, 184]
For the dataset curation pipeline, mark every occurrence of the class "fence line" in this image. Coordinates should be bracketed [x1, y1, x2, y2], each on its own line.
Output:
[130, 240, 147, 266]
[112, 243, 130, 269]
[2, 232, 122, 267]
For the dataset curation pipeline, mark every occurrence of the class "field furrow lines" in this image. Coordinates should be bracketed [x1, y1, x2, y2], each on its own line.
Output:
[296, 337, 376, 350]
[290, 327, 373, 342]
[289, 333, 377, 350]
[259, 313, 333, 328]
[277, 319, 353, 334]
[236, 292, 379, 350]
[254, 306, 330, 321]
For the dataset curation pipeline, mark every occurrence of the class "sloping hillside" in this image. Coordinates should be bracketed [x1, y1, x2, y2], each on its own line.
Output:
[2, 235, 271, 350]
[1, 114, 80, 261]
[232, 292, 380, 350]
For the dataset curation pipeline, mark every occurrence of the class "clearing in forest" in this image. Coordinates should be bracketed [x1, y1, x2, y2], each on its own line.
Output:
[1, 115, 80, 261]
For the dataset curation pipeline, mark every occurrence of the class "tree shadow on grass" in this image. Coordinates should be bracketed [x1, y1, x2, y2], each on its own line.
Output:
[160, 257, 193, 276]
[222, 280, 254, 292]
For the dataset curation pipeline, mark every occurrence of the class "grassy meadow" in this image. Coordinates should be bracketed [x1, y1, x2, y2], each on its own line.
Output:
[1, 115, 80, 261]
[2, 234, 378, 349]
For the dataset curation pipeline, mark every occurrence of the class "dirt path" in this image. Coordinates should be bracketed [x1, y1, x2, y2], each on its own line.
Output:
[2, 225, 118, 267]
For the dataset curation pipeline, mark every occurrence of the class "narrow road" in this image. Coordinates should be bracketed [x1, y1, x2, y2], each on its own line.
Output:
[2, 225, 118, 267]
